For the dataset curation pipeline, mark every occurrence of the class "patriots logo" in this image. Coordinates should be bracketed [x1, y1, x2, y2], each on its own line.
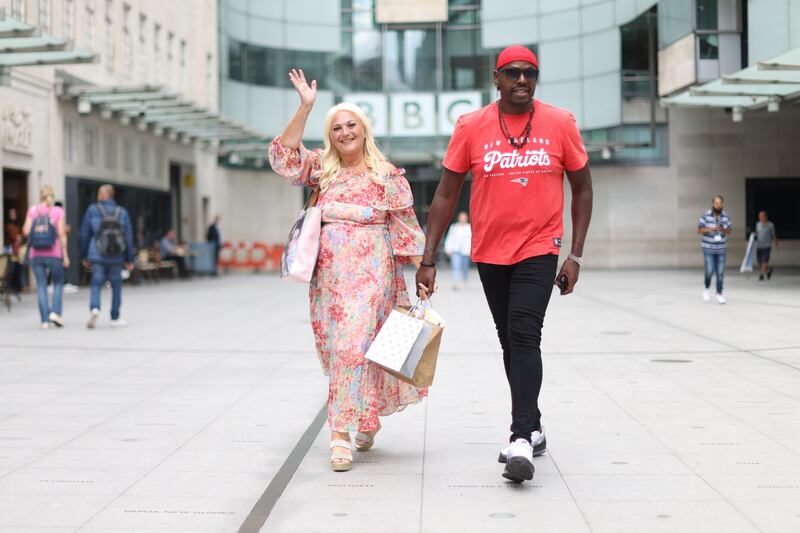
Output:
[510, 177, 529, 187]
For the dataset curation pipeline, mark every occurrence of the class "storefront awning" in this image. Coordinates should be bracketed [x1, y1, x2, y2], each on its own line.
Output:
[661, 45, 800, 117]
[0, 13, 96, 82]
[63, 83, 268, 148]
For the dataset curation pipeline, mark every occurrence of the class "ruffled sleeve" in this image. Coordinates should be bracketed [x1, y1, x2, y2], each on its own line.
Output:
[385, 168, 425, 261]
[268, 136, 322, 187]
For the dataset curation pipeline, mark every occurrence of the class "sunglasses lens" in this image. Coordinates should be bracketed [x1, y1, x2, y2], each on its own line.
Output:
[501, 68, 538, 81]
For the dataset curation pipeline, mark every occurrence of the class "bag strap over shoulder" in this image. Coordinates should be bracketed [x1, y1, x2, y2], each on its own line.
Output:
[303, 188, 320, 210]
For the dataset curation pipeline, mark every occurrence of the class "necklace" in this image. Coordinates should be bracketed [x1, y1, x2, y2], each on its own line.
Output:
[497, 100, 534, 149]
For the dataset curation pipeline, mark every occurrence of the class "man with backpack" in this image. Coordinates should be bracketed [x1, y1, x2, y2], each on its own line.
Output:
[79, 184, 135, 328]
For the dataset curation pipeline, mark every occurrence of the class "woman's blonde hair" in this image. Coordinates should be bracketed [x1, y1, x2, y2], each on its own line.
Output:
[39, 185, 55, 206]
[318, 103, 392, 192]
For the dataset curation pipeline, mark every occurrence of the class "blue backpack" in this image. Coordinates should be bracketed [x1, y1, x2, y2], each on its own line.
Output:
[30, 207, 57, 249]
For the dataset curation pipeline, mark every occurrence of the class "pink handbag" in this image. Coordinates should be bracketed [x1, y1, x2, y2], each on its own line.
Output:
[281, 188, 321, 283]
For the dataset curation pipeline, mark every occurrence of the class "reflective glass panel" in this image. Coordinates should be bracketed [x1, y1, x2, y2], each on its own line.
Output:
[384, 29, 437, 91]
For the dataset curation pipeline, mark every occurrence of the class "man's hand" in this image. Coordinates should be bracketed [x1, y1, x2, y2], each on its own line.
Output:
[415, 265, 437, 299]
[63, 257, 70, 268]
[554, 259, 580, 295]
[124, 263, 134, 271]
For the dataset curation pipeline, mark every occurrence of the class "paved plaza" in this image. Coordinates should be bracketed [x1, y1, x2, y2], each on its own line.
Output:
[0, 268, 799, 532]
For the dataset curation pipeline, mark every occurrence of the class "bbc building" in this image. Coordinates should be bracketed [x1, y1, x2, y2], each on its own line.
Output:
[220, 0, 800, 268]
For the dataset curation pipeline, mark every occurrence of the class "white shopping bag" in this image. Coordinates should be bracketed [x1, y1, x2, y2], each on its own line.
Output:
[366, 300, 444, 386]
[365, 309, 426, 374]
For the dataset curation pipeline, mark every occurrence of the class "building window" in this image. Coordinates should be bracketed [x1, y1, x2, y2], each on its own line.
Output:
[206, 52, 213, 105]
[63, 120, 75, 162]
[153, 24, 161, 84]
[122, 4, 132, 78]
[698, 33, 720, 59]
[384, 28, 437, 91]
[696, 0, 718, 30]
[139, 142, 150, 176]
[85, 0, 95, 50]
[139, 13, 147, 81]
[11, 0, 27, 21]
[154, 146, 165, 179]
[179, 39, 187, 94]
[38, 0, 50, 31]
[123, 137, 134, 172]
[63, 0, 74, 40]
[166, 31, 174, 89]
[104, 132, 117, 170]
[84, 127, 96, 165]
[105, 0, 114, 70]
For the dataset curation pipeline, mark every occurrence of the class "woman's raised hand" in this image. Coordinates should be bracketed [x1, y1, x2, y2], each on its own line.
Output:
[289, 69, 317, 108]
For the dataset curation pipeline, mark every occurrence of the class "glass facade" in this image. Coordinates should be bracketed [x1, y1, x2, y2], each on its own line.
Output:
[224, 1, 511, 95]
[220, 0, 665, 171]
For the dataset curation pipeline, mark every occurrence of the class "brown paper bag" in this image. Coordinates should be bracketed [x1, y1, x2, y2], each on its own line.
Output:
[380, 307, 443, 388]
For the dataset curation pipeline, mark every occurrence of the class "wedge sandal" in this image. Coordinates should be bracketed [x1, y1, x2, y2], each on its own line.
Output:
[330, 439, 353, 472]
[354, 422, 381, 452]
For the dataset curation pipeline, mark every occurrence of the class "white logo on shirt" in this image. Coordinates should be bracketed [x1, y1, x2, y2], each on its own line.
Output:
[483, 148, 551, 172]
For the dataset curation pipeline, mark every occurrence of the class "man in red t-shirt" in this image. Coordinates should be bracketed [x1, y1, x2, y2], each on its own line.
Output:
[416, 45, 593, 483]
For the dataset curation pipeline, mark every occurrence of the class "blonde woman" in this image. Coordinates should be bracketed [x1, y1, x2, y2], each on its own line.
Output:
[22, 185, 69, 328]
[269, 69, 427, 472]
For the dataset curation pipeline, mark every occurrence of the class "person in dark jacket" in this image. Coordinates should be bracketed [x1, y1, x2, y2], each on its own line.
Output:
[206, 214, 224, 275]
[79, 184, 135, 329]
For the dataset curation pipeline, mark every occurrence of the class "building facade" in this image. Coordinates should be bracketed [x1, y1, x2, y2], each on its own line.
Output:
[219, 0, 800, 268]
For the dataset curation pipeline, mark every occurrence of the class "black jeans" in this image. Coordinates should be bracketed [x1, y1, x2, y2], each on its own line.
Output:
[477, 254, 558, 443]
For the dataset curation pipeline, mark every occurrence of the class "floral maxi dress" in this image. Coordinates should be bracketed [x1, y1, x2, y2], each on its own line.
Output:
[269, 138, 428, 433]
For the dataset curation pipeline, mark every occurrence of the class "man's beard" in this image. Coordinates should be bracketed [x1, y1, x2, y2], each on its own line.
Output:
[712, 207, 722, 215]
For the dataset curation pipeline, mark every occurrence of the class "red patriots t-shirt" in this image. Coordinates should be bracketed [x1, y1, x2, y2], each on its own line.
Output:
[443, 100, 588, 265]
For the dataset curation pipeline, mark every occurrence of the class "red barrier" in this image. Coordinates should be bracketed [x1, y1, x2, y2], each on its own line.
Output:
[218, 241, 284, 272]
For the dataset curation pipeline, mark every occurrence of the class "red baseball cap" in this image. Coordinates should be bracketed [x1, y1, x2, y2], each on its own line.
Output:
[496, 45, 539, 70]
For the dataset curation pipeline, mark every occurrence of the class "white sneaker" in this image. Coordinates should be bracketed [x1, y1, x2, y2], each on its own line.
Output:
[87, 308, 100, 329]
[702, 289, 711, 302]
[48, 312, 64, 328]
[110, 318, 128, 327]
[499, 427, 546, 463]
[716, 293, 726, 304]
[502, 438, 535, 482]
[40, 322, 50, 330]
[63, 283, 79, 294]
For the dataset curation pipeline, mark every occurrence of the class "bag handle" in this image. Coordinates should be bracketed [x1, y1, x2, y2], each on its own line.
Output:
[405, 298, 432, 319]
[303, 188, 320, 210]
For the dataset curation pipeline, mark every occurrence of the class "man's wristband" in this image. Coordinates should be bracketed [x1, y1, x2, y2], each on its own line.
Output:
[420, 261, 436, 267]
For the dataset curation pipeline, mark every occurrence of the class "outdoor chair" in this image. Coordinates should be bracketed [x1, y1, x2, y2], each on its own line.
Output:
[133, 249, 159, 283]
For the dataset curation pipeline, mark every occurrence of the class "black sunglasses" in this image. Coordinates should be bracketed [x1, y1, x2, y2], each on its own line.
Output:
[498, 67, 539, 82]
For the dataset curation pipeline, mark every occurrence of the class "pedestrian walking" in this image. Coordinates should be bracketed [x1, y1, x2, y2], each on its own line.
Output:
[51, 200, 79, 295]
[206, 215, 224, 276]
[79, 184, 135, 328]
[4, 207, 27, 293]
[697, 195, 731, 304]
[416, 45, 593, 483]
[755, 210, 779, 281]
[21, 186, 70, 328]
[268, 68, 427, 472]
[443, 211, 472, 289]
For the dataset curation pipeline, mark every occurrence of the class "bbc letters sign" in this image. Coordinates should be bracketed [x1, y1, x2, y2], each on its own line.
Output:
[343, 92, 482, 138]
